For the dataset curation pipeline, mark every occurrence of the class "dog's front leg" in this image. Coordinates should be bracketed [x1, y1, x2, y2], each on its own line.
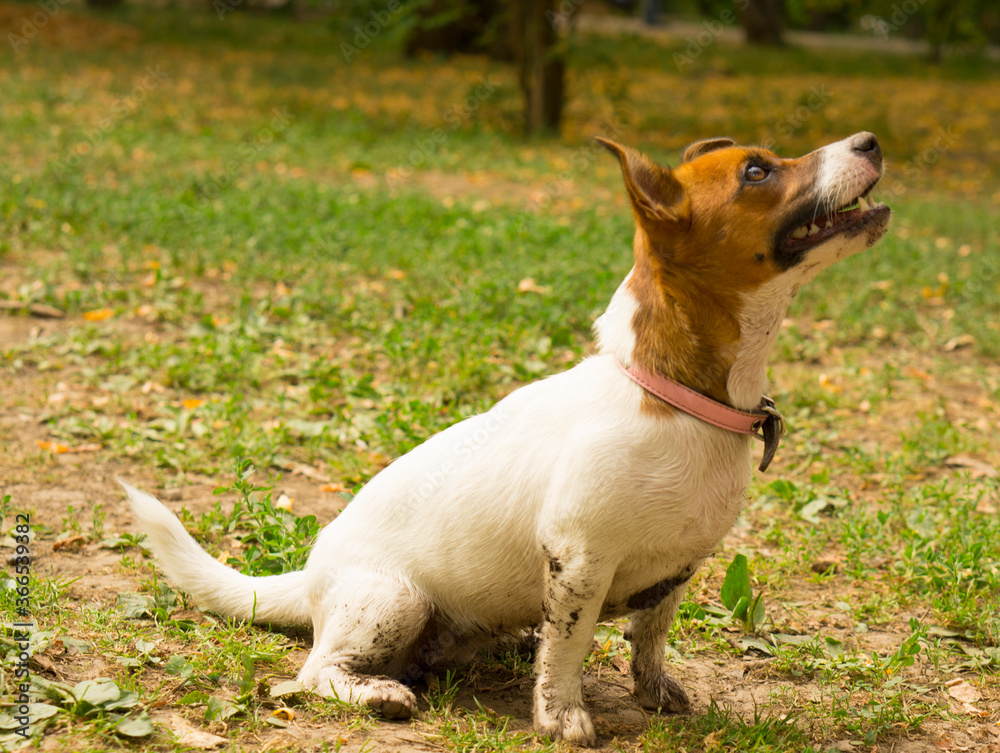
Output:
[625, 575, 694, 714]
[533, 548, 612, 747]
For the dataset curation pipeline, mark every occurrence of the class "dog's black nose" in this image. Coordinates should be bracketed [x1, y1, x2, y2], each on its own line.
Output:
[850, 131, 882, 169]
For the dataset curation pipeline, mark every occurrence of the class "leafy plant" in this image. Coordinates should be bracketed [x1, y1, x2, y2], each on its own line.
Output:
[212, 458, 321, 576]
[721, 554, 766, 634]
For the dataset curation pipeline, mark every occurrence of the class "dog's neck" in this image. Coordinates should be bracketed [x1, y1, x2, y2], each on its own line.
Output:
[595, 235, 794, 412]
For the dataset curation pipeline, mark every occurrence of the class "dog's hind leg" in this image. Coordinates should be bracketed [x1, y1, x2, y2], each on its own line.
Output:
[297, 569, 430, 719]
[624, 573, 694, 714]
[533, 548, 613, 746]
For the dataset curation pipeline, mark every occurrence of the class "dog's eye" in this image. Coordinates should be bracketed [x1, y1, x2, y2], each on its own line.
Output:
[744, 165, 769, 182]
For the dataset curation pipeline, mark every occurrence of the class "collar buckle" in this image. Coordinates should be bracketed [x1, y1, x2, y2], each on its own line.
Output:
[753, 397, 786, 472]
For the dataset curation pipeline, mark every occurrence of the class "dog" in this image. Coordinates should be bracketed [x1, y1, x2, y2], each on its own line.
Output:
[121, 132, 890, 746]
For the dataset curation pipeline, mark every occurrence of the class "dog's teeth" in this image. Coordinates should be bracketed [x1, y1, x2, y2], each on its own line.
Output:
[791, 225, 809, 239]
[858, 196, 870, 212]
[823, 219, 833, 229]
[808, 223, 820, 236]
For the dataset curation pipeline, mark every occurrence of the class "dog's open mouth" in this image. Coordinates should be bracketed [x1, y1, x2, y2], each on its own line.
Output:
[782, 190, 890, 252]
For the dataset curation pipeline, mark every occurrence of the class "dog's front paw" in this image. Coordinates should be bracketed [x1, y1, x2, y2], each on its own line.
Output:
[535, 704, 597, 747]
[634, 670, 692, 714]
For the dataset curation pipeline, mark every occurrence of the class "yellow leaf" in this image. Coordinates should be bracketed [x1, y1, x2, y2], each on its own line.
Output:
[83, 308, 114, 322]
[182, 399, 204, 410]
[37, 440, 69, 454]
[517, 278, 551, 295]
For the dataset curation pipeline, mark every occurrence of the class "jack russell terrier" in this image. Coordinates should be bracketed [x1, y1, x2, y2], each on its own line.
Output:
[121, 132, 890, 746]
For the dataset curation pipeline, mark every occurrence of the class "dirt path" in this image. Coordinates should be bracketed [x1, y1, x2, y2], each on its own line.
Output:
[572, 11, 1000, 60]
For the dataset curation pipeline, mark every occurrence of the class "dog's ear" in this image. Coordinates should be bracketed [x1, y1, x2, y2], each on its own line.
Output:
[596, 138, 689, 226]
[681, 137, 735, 163]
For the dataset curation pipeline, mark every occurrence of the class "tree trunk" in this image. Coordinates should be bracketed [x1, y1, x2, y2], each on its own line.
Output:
[738, 0, 784, 46]
[510, 0, 564, 135]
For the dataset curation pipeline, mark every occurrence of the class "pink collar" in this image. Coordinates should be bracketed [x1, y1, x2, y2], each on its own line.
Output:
[618, 361, 786, 472]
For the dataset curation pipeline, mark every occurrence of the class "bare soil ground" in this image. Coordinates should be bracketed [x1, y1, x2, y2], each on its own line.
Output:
[4, 309, 999, 752]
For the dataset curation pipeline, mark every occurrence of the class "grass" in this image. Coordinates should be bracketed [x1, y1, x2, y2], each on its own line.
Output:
[1, 1, 998, 751]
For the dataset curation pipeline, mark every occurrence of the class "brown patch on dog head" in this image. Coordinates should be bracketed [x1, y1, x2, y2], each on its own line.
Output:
[681, 137, 736, 163]
[602, 135, 890, 412]
[596, 138, 690, 232]
[601, 140, 824, 405]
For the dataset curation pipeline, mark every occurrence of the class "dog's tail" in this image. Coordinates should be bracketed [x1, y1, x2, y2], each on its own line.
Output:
[118, 479, 311, 626]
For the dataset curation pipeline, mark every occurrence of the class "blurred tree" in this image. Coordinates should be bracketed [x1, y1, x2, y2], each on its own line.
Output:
[510, 0, 564, 134]
[738, 0, 785, 44]
[86, 0, 123, 7]
[404, 0, 565, 135]
[404, 0, 511, 58]
[917, 0, 991, 60]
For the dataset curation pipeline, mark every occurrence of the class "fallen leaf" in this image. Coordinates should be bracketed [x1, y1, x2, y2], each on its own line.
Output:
[73, 678, 121, 706]
[65, 443, 101, 454]
[37, 440, 69, 454]
[811, 558, 840, 574]
[943, 334, 975, 351]
[169, 715, 227, 750]
[946, 679, 982, 704]
[116, 712, 154, 738]
[904, 367, 934, 382]
[287, 463, 331, 483]
[963, 702, 989, 717]
[272, 707, 295, 721]
[0, 300, 64, 318]
[52, 535, 86, 552]
[269, 680, 307, 699]
[275, 494, 293, 512]
[943, 455, 997, 478]
[320, 482, 348, 493]
[611, 654, 630, 675]
[517, 277, 551, 295]
[116, 592, 155, 619]
[702, 729, 725, 749]
[182, 399, 204, 410]
[83, 308, 114, 321]
[934, 739, 968, 751]
[216, 551, 231, 565]
[977, 497, 998, 514]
